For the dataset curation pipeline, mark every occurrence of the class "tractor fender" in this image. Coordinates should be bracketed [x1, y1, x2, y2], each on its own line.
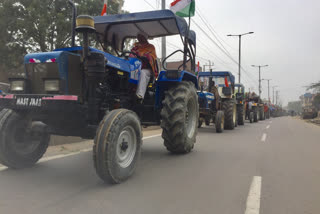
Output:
[155, 70, 198, 109]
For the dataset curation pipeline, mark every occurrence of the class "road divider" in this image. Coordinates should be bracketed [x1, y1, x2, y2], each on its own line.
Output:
[261, 133, 267, 142]
[0, 134, 162, 172]
[245, 176, 262, 214]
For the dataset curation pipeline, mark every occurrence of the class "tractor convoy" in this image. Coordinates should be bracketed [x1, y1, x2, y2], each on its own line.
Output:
[0, 4, 279, 184]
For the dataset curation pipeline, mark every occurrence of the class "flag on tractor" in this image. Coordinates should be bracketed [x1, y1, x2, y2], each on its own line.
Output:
[195, 61, 200, 76]
[101, 1, 107, 16]
[170, 0, 195, 17]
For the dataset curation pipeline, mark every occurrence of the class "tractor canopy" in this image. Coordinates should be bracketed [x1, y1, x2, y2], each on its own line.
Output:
[235, 83, 245, 93]
[94, 10, 196, 51]
[198, 71, 235, 85]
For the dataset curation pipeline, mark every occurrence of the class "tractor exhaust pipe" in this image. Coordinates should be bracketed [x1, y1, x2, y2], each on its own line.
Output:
[68, 0, 77, 47]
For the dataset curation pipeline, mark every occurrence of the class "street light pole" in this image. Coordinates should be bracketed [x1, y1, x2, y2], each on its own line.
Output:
[262, 79, 271, 103]
[276, 90, 279, 105]
[252, 64, 268, 97]
[272, 86, 278, 104]
[227, 32, 254, 84]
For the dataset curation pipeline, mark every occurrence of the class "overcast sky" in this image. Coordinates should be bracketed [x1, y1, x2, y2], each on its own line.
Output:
[123, 0, 320, 105]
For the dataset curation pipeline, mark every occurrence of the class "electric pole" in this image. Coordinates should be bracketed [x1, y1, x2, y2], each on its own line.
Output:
[161, 0, 166, 67]
[262, 79, 271, 103]
[272, 86, 278, 104]
[227, 32, 254, 83]
[252, 64, 268, 97]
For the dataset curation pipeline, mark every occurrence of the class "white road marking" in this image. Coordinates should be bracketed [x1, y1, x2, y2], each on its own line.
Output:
[261, 133, 267, 142]
[266, 125, 270, 129]
[39, 148, 92, 163]
[142, 134, 161, 140]
[0, 134, 161, 172]
[245, 176, 262, 214]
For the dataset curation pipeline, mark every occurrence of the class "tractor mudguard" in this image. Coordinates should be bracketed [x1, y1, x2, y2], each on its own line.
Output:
[155, 70, 198, 109]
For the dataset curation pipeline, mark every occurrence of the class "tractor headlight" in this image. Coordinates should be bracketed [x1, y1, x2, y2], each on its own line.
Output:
[10, 80, 25, 92]
[44, 79, 60, 92]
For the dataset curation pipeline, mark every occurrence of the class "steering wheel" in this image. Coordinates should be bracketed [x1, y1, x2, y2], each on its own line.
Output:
[121, 51, 149, 64]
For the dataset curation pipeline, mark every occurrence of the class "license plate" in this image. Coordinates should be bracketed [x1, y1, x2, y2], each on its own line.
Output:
[16, 97, 42, 107]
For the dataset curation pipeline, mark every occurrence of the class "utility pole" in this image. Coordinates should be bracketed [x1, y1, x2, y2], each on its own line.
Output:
[227, 32, 254, 83]
[276, 91, 279, 105]
[161, 0, 166, 67]
[262, 79, 271, 103]
[203, 60, 214, 71]
[272, 86, 278, 104]
[252, 65, 268, 97]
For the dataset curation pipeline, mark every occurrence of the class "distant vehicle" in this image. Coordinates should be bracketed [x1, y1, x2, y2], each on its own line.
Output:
[234, 83, 245, 125]
[197, 71, 237, 132]
[301, 93, 318, 119]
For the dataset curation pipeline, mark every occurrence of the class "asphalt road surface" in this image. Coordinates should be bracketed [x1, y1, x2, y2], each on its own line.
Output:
[1, 117, 320, 214]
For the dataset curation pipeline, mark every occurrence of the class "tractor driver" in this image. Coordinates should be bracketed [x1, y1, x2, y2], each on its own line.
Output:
[130, 32, 158, 101]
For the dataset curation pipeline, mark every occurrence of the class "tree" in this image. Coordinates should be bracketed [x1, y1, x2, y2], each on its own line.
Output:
[0, 0, 125, 81]
[307, 81, 320, 93]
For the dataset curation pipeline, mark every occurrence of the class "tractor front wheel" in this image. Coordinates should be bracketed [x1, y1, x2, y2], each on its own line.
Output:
[222, 99, 236, 130]
[215, 110, 224, 133]
[161, 81, 199, 154]
[93, 109, 142, 184]
[0, 109, 50, 169]
[237, 104, 245, 125]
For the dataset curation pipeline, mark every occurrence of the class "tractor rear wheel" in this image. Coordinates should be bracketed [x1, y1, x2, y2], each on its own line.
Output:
[253, 107, 258, 122]
[93, 109, 142, 184]
[0, 109, 50, 169]
[222, 99, 236, 130]
[161, 81, 198, 154]
[215, 110, 224, 133]
[237, 104, 245, 125]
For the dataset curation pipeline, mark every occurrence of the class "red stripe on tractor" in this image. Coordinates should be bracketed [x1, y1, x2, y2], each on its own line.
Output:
[42, 95, 78, 101]
[0, 94, 14, 99]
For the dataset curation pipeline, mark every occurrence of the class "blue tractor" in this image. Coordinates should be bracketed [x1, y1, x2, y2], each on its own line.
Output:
[0, 5, 199, 183]
[234, 83, 245, 125]
[197, 71, 237, 132]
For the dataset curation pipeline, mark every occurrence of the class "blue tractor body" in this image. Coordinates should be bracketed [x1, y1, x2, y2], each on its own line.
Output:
[1, 9, 198, 138]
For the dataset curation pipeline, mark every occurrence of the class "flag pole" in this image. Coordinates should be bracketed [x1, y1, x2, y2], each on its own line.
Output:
[182, 2, 192, 71]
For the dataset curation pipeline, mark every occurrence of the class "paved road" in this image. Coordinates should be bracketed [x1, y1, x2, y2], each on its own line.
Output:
[1, 117, 320, 214]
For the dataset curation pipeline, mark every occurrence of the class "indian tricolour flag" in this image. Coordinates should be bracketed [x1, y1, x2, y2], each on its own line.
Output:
[170, 0, 195, 17]
[101, 0, 107, 16]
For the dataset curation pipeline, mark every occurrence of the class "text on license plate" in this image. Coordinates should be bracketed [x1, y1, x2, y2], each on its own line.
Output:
[16, 97, 42, 107]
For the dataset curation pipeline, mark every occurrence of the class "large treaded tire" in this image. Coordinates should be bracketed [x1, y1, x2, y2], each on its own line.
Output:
[161, 81, 199, 154]
[253, 107, 258, 122]
[249, 112, 254, 123]
[94, 109, 142, 184]
[259, 107, 265, 121]
[237, 104, 245, 125]
[215, 110, 224, 133]
[0, 109, 50, 169]
[222, 99, 236, 130]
